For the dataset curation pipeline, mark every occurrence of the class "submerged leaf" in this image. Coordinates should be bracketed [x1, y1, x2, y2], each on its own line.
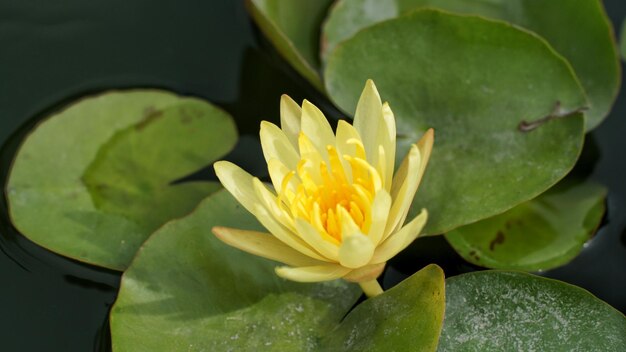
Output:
[445, 180, 607, 271]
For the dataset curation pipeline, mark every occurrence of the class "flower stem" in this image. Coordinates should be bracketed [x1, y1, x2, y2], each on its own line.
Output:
[359, 279, 384, 297]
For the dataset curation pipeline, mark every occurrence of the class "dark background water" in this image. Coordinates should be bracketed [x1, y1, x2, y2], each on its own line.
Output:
[0, 1, 624, 351]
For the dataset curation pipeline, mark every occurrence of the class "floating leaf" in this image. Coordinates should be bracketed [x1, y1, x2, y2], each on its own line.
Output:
[325, 10, 586, 235]
[247, 0, 333, 90]
[322, 264, 445, 352]
[438, 271, 626, 351]
[110, 190, 445, 351]
[322, 0, 619, 129]
[6, 90, 236, 270]
[445, 180, 607, 271]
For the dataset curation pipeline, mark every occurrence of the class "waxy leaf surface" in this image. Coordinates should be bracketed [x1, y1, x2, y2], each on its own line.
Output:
[322, 0, 619, 129]
[438, 271, 626, 351]
[325, 10, 587, 235]
[6, 90, 235, 270]
[111, 190, 446, 352]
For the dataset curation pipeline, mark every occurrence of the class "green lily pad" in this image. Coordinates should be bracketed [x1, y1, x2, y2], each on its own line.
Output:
[6, 90, 236, 270]
[322, 264, 445, 352]
[325, 10, 587, 235]
[247, 0, 333, 91]
[438, 271, 626, 351]
[110, 189, 446, 351]
[445, 180, 607, 271]
[322, 0, 619, 129]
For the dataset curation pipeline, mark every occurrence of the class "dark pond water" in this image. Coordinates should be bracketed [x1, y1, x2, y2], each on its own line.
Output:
[0, 1, 625, 351]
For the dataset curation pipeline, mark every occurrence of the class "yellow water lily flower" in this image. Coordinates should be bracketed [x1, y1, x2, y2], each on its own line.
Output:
[213, 80, 433, 297]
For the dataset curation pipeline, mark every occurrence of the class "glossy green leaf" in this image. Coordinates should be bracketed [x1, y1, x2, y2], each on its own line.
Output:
[6, 90, 236, 270]
[445, 180, 607, 271]
[438, 271, 626, 351]
[247, 0, 333, 90]
[322, 264, 445, 352]
[325, 10, 587, 235]
[110, 189, 446, 351]
[322, 0, 619, 129]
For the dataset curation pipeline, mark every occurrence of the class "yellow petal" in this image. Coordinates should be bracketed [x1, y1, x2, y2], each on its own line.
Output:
[252, 179, 295, 231]
[384, 144, 421, 239]
[353, 79, 383, 166]
[301, 100, 335, 157]
[212, 227, 323, 267]
[260, 121, 300, 170]
[214, 161, 259, 216]
[335, 120, 363, 181]
[294, 218, 340, 261]
[380, 102, 396, 191]
[275, 265, 351, 282]
[416, 128, 434, 183]
[338, 234, 375, 269]
[267, 158, 298, 201]
[252, 204, 328, 261]
[280, 94, 301, 148]
[371, 208, 428, 264]
[367, 190, 392, 245]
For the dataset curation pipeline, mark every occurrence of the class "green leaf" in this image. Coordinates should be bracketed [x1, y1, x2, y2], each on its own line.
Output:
[322, 264, 445, 352]
[444, 180, 607, 271]
[6, 90, 236, 270]
[247, 0, 333, 90]
[325, 10, 586, 235]
[110, 189, 446, 351]
[438, 271, 626, 351]
[110, 189, 361, 351]
[322, 0, 619, 129]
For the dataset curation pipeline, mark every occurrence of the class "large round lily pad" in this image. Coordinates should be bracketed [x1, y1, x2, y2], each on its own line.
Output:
[445, 180, 607, 271]
[6, 90, 236, 270]
[438, 271, 626, 351]
[325, 10, 587, 235]
[110, 189, 446, 352]
[322, 0, 619, 129]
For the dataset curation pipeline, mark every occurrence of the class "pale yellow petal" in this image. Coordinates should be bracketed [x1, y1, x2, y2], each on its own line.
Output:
[353, 79, 383, 166]
[380, 102, 396, 191]
[267, 158, 298, 201]
[280, 94, 301, 148]
[252, 204, 328, 261]
[260, 121, 300, 170]
[384, 144, 421, 239]
[212, 227, 323, 267]
[301, 100, 335, 157]
[338, 234, 375, 269]
[275, 265, 351, 282]
[252, 178, 295, 231]
[416, 128, 434, 182]
[214, 161, 259, 216]
[371, 209, 428, 264]
[367, 190, 392, 245]
[294, 218, 340, 261]
[335, 120, 363, 181]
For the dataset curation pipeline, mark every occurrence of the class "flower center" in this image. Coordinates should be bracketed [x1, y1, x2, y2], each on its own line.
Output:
[278, 133, 382, 244]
